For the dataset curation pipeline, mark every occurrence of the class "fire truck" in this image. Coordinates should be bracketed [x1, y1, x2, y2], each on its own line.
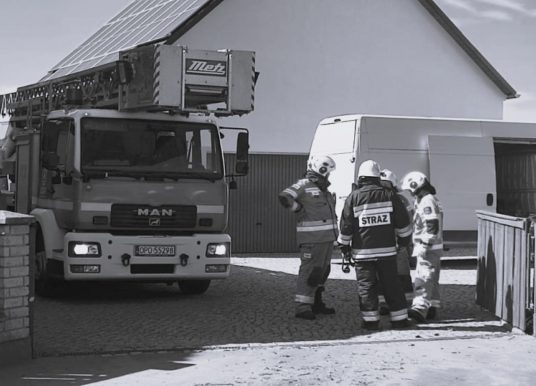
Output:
[0, 44, 255, 296]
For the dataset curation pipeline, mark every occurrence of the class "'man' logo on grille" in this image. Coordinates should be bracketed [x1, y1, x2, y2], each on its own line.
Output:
[137, 209, 174, 216]
[186, 59, 227, 76]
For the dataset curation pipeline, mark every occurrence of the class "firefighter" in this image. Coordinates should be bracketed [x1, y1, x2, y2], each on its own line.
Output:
[401, 171, 443, 322]
[279, 155, 339, 320]
[338, 160, 413, 330]
[380, 169, 414, 305]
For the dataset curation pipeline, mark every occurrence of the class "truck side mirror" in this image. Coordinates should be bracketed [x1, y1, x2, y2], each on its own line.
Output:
[235, 132, 249, 175]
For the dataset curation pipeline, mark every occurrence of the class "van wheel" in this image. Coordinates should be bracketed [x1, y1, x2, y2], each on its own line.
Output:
[178, 280, 211, 295]
[35, 250, 59, 297]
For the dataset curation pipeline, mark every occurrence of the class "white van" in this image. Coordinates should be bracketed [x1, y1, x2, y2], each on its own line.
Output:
[308, 114, 536, 243]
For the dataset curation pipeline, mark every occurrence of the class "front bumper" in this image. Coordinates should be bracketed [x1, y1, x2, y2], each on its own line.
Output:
[58, 233, 231, 280]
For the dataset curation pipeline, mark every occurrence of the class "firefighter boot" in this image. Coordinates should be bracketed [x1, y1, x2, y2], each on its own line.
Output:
[312, 287, 336, 315]
[408, 308, 427, 323]
[391, 318, 414, 329]
[295, 309, 316, 320]
[362, 320, 380, 331]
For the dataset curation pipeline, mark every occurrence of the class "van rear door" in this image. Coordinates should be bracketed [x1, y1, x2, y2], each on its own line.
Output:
[428, 135, 496, 231]
[309, 119, 358, 218]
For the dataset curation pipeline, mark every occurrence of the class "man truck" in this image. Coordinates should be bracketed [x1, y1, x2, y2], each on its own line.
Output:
[0, 44, 255, 295]
[308, 114, 536, 243]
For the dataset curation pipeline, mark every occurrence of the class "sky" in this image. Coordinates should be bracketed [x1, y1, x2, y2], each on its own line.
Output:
[1, 0, 536, 124]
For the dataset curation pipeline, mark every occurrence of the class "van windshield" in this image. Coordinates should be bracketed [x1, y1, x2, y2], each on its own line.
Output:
[80, 118, 223, 179]
[309, 120, 356, 155]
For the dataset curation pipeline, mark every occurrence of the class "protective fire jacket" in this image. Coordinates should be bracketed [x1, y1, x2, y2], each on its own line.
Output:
[337, 180, 412, 260]
[279, 177, 339, 246]
[413, 193, 443, 251]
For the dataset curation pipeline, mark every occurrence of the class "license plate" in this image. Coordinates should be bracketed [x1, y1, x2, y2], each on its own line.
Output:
[134, 245, 176, 256]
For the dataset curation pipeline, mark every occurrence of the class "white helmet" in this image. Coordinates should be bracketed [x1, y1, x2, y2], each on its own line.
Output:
[357, 160, 381, 178]
[380, 169, 398, 188]
[401, 171, 427, 193]
[307, 155, 336, 176]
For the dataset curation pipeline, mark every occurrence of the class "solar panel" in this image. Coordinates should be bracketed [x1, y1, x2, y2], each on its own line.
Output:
[41, 0, 216, 81]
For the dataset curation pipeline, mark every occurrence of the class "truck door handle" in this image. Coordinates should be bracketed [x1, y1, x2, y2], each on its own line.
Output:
[486, 193, 493, 206]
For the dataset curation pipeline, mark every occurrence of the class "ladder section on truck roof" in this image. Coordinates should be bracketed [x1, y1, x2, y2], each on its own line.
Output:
[0, 44, 256, 126]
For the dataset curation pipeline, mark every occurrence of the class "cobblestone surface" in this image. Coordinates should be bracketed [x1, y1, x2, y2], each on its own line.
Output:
[32, 255, 505, 357]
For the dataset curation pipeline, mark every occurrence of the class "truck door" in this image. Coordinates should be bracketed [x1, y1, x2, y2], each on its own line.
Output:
[39, 118, 76, 227]
[428, 135, 496, 231]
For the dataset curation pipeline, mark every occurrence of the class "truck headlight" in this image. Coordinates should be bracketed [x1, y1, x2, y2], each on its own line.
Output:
[206, 243, 230, 257]
[68, 242, 102, 257]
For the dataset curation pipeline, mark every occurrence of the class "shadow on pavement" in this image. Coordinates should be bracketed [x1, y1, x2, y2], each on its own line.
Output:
[3, 352, 194, 386]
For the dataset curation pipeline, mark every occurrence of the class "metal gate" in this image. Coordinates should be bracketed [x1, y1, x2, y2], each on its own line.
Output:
[476, 210, 535, 334]
[225, 153, 308, 253]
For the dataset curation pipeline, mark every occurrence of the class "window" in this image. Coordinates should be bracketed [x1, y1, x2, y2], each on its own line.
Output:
[309, 120, 356, 155]
[41, 119, 74, 172]
[80, 118, 223, 179]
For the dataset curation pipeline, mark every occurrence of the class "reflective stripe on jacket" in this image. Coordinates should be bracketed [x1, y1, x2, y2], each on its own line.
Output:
[279, 178, 339, 245]
[337, 180, 412, 260]
[413, 193, 443, 251]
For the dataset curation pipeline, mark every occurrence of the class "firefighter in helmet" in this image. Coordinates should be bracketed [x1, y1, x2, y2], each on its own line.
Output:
[401, 171, 444, 322]
[279, 155, 339, 320]
[338, 160, 413, 330]
[380, 169, 414, 306]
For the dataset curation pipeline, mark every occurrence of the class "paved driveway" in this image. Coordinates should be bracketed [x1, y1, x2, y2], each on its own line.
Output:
[32, 257, 506, 357]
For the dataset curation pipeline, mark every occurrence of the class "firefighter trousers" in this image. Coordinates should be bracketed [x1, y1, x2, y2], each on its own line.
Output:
[379, 247, 414, 304]
[355, 257, 408, 322]
[396, 246, 414, 301]
[295, 242, 333, 313]
[411, 248, 441, 317]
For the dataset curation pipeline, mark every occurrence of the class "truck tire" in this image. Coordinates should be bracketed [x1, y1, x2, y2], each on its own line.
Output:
[34, 228, 60, 297]
[178, 279, 211, 295]
[35, 250, 59, 297]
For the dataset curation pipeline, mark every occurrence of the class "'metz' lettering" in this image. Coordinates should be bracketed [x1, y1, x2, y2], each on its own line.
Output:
[137, 209, 174, 216]
[359, 213, 390, 227]
[187, 60, 226, 76]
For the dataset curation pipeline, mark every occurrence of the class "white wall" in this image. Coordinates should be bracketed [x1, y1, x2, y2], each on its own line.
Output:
[175, 0, 505, 153]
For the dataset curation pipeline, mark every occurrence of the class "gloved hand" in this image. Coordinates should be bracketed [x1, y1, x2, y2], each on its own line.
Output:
[338, 244, 351, 255]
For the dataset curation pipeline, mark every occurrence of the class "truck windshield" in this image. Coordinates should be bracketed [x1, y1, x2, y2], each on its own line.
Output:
[80, 118, 223, 179]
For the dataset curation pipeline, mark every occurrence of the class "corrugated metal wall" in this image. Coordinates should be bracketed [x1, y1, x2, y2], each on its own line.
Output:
[225, 153, 308, 253]
[495, 143, 536, 217]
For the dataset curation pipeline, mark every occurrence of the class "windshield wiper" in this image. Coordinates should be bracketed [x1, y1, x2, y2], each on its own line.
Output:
[82, 169, 143, 180]
[146, 171, 221, 182]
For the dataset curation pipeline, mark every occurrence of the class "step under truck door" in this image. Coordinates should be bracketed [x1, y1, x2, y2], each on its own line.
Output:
[428, 135, 496, 231]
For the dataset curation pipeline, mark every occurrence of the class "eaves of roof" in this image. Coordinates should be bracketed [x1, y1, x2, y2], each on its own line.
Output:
[165, 0, 224, 45]
[418, 0, 518, 99]
[166, 0, 518, 100]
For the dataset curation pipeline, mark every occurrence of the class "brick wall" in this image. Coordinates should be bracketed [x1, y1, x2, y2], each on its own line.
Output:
[0, 211, 34, 365]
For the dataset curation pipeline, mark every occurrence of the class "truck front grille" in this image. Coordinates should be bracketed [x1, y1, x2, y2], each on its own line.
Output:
[111, 204, 197, 228]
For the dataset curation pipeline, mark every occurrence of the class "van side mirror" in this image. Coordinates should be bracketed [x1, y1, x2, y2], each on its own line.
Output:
[235, 132, 249, 175]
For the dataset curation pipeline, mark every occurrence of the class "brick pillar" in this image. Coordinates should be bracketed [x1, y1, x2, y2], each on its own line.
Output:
[0, 210, 35, 366]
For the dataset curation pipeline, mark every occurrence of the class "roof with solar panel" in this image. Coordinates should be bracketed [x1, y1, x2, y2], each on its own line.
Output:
[41, 0, 221, 81]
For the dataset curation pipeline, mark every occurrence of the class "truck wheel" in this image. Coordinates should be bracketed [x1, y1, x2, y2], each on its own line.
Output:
[178, 279, 211, 295]
[35, 250, 59, 297]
